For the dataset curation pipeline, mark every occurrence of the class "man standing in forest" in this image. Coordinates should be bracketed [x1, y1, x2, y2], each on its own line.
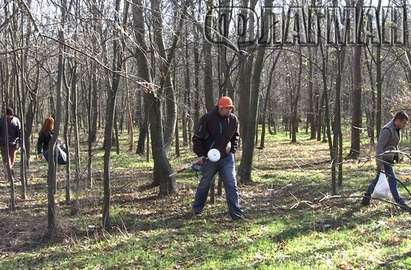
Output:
[192, 96, 244, 220]
[361, 111, 410, 211]
[0, 107, 22, 169]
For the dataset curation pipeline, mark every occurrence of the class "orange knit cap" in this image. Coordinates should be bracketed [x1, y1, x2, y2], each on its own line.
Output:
[217, 96, 234, 109]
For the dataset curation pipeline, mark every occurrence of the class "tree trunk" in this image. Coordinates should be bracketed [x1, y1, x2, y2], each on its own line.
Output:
[260, 88, 270, 149]
[64, 63, 71, 204]
[175, 116, 180, 157]
[364, 46, 376, 145]
[375, 47, 382, 138]
[3, 115, 16, 211]
[334, 47, 345, 189]
[114, 108, 120, 155]
[183, 28, 190, 146]
[102, 90, 116, 229]
[291, 48, 303, 143]
[132, 0, 175, 195]
[47, 0, 66, 235]
[308, 47, 316, 139]
[102, 0, 126, 229]
[71, 61, 81, 196]
[136, 88, 147, 155]
[203, 5, 215, 112]
[349, 0, 364, 159]
[319, 41, 336, 195]
[150, 0, 188, 150]
[238, 0, 256, 141]
[192, 4, 201, 129]
[124, 63, 134, 151]
[10, 27, 27, 200]
[238, 0, 268, 184]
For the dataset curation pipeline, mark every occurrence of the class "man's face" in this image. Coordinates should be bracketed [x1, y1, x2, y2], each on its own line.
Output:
[394, 119, 408, 129]
[218, 107, 233, 117]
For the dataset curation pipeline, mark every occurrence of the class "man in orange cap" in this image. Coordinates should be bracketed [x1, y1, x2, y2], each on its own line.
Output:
[192, 96, 244, 220]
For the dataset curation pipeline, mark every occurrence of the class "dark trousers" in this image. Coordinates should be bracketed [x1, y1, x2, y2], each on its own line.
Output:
[193, 153, 243, 219]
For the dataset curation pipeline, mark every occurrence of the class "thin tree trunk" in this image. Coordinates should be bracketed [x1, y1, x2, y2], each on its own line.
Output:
[319, 41, 336, 195]
[150, 0, 188, 150]
[17, 67, 27, 200]
[136, 88, 147, 155]
[291, 48, 303, 143]
[9, 17, 27, 199]
[87, 61, 93, 189]
[334, 46, 345, 189]
[192, 3, 201, 129]
[203, 0, 215, 112]
[71, 61, 81, 195]
[47, 0, 66, 236]
[308, 47, 316, 139]
[348, 0, 364, 159]
[238, 0, 256, 141]
[364, 46, 376, 145]
[238, 0, 268, 184]
[114, 108, 120, 155]
[63, 61, 71, 204]
[375, 47, 382, 138]
[3, 114, 16, 211]
[132, 0, 175, 195]
[182, 28, 190, 147]
[102, 0, 126, 229]
[175, 115, 180, 157]
[124, 63, 134, 151]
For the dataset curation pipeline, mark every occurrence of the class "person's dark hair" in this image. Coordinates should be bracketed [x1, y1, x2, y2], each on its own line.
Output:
[6, 107, 14, 116]
[394, 111, 409, 121]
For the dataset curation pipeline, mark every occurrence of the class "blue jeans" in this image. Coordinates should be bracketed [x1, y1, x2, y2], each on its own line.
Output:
[365, 163, 405, 205]
[193, 153, 243, 219]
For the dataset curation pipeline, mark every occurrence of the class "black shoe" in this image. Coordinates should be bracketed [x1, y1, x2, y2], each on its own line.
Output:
[361, 194, 371, 206]
[399, 203, 411, 212]
[193, 209, 203, 217]
[231, 214, 246, 221]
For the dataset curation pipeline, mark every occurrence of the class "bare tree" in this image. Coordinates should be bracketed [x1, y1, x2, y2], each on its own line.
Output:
[102, 0, 128, 229]
[132, 0, 176, 195]
[348, 0, 364, 159]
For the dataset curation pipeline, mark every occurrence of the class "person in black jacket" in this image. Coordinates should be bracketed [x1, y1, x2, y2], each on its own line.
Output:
[37, 116, 67, 165]
[192, 96, 244, 220]
[37, 116, 55, 160]
[0, 107, 22, 168]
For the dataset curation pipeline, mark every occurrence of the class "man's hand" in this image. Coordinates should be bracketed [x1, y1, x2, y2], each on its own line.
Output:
[38, 154, 43, 160]
[225, 142, 232, 154]
[393, 153, 400, 164]
[196, 156, 207, 165]
[376, 160, 384, 172]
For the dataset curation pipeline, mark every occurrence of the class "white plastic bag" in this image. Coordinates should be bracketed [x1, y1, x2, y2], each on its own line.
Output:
[372, 172, 393, 200]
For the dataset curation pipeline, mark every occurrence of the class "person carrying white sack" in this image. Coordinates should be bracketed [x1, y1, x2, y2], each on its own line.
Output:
[361, 111, 410, 211]
[191, 96, 244, 220]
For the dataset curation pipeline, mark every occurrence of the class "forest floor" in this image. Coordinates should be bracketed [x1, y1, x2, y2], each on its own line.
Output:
[0, 129, 410, 269]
